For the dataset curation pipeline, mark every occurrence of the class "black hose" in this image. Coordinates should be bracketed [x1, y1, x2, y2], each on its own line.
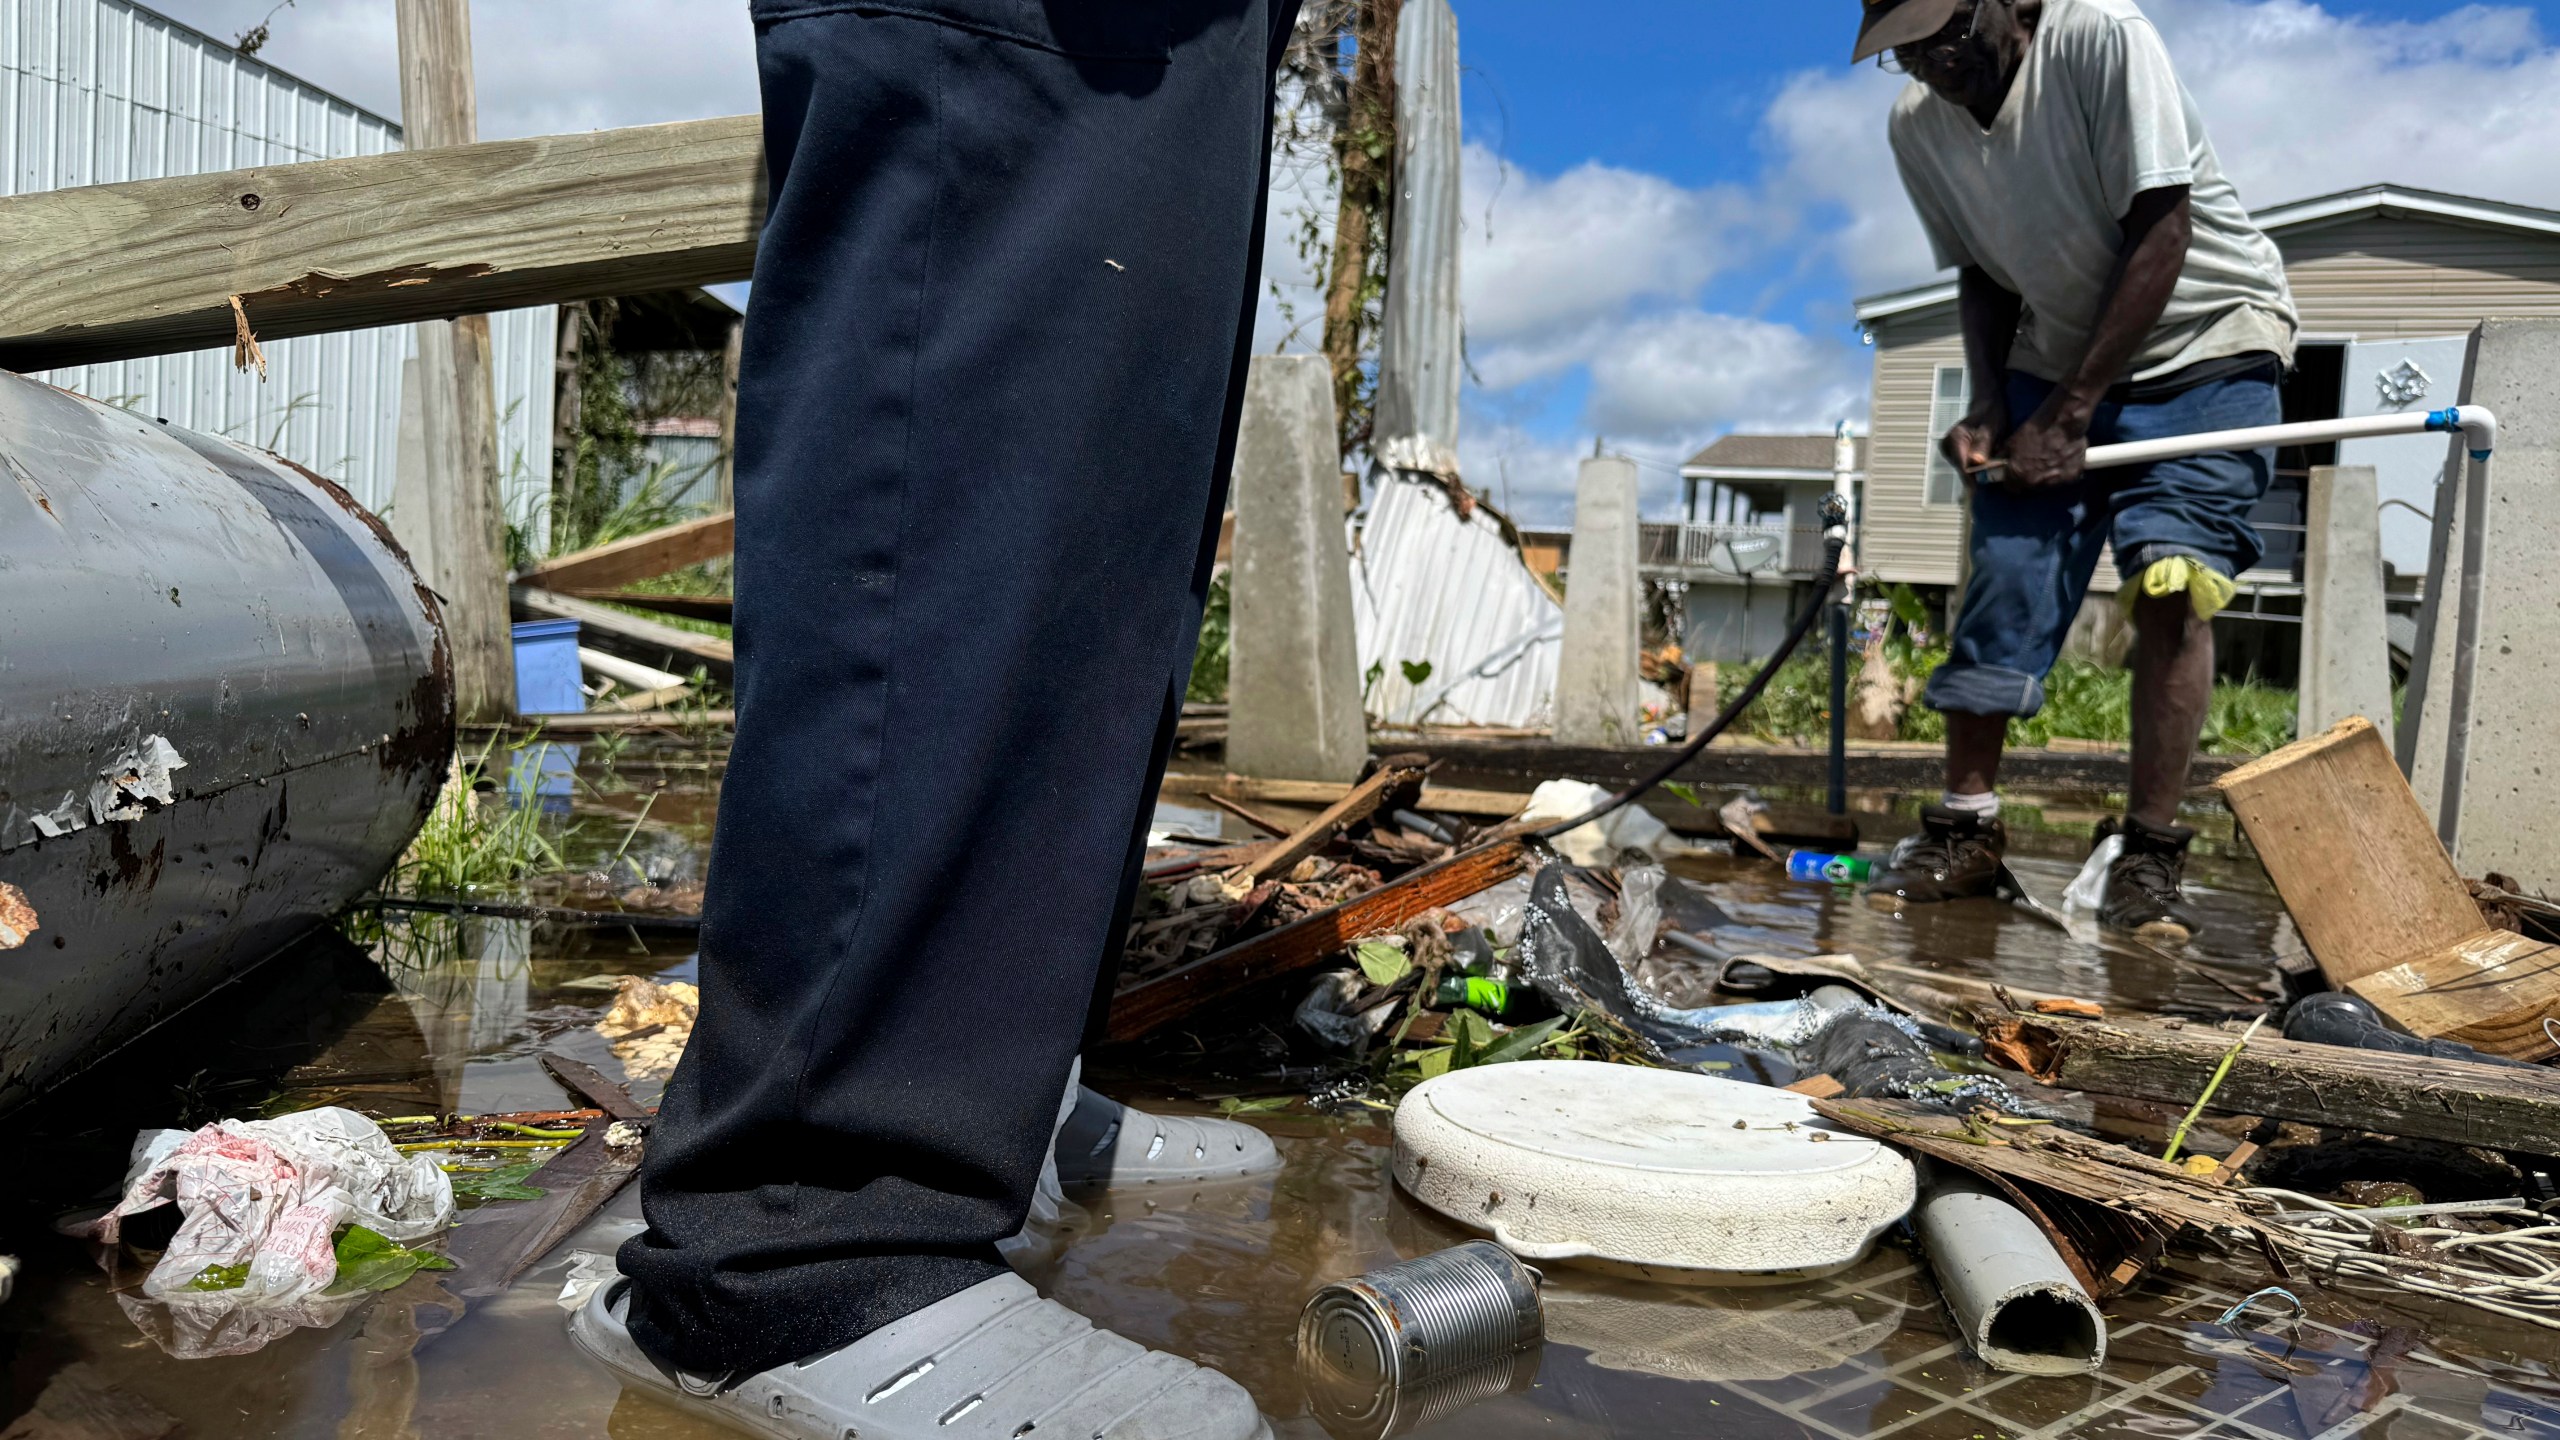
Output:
[1534, 523, 1851, 842]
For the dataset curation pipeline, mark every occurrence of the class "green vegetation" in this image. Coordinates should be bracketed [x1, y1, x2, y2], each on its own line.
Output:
[326, 1225, 455, 1294]
[1715, 629, 2299, 758]
[393, 735, 571, 898]
[1186, 571, 1232, 704]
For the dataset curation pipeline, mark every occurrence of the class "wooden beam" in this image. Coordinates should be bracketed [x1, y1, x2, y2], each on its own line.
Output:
[1157, 771, 1530, 820]
[516, 512, 736, 591]
[514, 587, 732, 682]
[1226, 762, 1424, 888]
[1107, 837, 1533, 1044]
[1983, 1012, 2560, 1157]
[560, 592, 733, 624]
[0, 116, 762, 373]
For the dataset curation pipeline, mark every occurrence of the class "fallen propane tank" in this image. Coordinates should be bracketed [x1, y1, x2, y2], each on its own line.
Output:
[0, 372, 453, 1117]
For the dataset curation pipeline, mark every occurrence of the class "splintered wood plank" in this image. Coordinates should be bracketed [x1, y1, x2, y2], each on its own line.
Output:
[0, 116, 762, 371]
[1984, 1013, 2560, 1155]
[1106, 837, 1531, 1044]
[1226, 762, 1424, 888]
[2348, 931, 2560, 1061]
[517, 512, 735, 592]
[2216, 718, 2485, 986]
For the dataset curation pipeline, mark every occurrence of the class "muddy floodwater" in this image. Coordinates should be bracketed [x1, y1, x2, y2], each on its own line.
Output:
[5, 744, 2556, 1440]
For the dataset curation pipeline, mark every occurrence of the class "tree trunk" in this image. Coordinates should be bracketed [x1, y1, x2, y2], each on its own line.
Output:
[1319, 0, 1399, 460]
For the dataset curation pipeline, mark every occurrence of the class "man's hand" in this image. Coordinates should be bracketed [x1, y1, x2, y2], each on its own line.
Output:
[1939, 394, 2008, 481]
[2001, 391, 2094, 489]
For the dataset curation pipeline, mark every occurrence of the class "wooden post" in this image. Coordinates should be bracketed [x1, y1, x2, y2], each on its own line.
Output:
[550, 302, 586, 544]
[715, 317, 743, 512]
[396, 0, 513, 721]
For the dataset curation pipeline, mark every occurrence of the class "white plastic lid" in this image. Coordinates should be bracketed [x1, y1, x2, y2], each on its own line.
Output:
[1392, 1060, 1916, 1283]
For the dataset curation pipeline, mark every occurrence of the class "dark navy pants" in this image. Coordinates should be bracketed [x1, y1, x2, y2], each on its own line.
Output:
[620, 0, 1299, 1375]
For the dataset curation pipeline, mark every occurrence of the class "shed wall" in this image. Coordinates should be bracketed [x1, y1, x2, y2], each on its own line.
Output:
[2, 0, 553, 522]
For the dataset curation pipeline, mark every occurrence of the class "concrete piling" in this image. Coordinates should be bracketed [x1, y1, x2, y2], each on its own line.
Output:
[1554, 455, 1642, 746]
[2298, 465, 2396, 748]
[1226, 355, 1368, 783]
[2408, 320, 2560, 890]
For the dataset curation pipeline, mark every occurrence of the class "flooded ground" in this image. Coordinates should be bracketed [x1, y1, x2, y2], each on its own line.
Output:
[4, 739, 2555, 1439]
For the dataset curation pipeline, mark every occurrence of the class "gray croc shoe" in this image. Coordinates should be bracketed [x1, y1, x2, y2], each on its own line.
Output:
[1051, 1086, 1280, 1189]
[570, 1274, 1271, 1440]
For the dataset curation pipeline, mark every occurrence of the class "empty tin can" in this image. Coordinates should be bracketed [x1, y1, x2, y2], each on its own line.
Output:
[1297, 1241, 1544, 1392]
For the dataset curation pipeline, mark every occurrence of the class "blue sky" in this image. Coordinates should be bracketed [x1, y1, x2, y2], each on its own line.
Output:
[161, 0, 2560, 521]
[1393, 0, 2560, 520]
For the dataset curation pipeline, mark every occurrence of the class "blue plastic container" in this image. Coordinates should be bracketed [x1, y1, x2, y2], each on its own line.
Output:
[511, 618, 585, 715]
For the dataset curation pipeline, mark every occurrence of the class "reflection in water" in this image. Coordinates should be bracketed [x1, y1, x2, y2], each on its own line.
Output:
[1301, 1345, 1542, 1440]
[6, 759, 2559, 1440]
[1541, 1278, 1905, 1384]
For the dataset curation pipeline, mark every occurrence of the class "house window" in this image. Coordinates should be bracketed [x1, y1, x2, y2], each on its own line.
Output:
[1923, 364, 1971, 506]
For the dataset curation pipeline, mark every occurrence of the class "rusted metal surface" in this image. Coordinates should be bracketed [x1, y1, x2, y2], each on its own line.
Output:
[0, 370, 453, 1117]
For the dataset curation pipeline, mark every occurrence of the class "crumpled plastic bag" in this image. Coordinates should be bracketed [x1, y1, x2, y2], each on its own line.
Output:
[80, 1107, 453, 1314]
[2063, 834, 2123, 913]
[1518, 780, 1685, 867]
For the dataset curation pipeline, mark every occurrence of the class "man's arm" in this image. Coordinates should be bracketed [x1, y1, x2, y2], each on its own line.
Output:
[2004, 184, 2193, 487]
[1942, 266, 2025, 476]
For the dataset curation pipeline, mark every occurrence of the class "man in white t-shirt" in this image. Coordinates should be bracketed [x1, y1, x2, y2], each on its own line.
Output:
[1852, 0, 2298, 941]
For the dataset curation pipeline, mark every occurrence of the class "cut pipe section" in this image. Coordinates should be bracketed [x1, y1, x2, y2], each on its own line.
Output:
[1912, 1165, 2107, 1376]
[0, 372, 453, 1117]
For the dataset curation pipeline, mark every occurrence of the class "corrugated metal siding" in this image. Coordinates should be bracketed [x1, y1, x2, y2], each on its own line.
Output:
[2284, 215, 2560, 336]
[3, 0, 552, 520]
[1351, 476, 1562, 728]
[1369, 0, 1460, 468]
[1862, 310, 1967, 587]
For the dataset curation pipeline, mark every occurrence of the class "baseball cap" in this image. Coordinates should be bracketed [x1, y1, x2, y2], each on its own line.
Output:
[1852, 0, 1965, 62]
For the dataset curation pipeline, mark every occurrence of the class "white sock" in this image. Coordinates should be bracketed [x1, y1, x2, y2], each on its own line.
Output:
[1942, 790, 2001, 819]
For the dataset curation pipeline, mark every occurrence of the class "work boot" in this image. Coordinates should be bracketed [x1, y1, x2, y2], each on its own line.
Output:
[571, 1275, 1272, 1440]
[1866, 805, 2008, 904]
[1052, 1085, 1281, 1189]
[2094, 816, 2206, 942]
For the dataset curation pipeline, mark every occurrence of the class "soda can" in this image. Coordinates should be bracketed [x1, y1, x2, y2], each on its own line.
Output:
[1297, 1241, 1544, 1394]
[1786, 851, 1875, 885]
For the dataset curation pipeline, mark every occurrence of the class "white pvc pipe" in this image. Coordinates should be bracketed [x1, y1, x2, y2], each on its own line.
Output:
[1972, 404, 2503, 851]
[2075, 405, 2496, 471]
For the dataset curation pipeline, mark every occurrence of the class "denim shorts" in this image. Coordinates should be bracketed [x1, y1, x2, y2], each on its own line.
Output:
[1923, 363, 2280, 718]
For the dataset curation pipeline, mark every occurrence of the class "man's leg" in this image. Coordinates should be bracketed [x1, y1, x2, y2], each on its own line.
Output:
[2127, 588, 2214, 828]
[1872, 375, 2108, 904]
[618, 0, 1298, 1379]
[2100, 363, 2281, 938]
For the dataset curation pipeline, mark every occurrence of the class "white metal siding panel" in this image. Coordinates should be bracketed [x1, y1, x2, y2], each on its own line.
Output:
[1862, 311, 1968, 587]
[4, 0, 553, 520]
[2285, 215, 2560, 336]
[1351, 477, 1562, 729]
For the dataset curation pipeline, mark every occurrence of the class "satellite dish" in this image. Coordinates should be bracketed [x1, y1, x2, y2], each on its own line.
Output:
[1717, 533, 1781, 575]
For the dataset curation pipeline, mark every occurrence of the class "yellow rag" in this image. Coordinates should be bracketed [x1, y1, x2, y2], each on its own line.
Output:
[2121, 556, 2236, 622]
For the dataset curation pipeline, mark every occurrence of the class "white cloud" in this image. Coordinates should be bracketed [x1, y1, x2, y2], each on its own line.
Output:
[1460, 143, 1751, 350]
[1757, 0, 2560, 301]
[2152, 0, 2560, 210]
[1448, 143, 1861, 462]
[142, 0, 757, 138]
[1585, 312, 1868, 443]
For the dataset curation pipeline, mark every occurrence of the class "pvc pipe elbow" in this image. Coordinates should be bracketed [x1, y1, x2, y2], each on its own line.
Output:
[2430, 405, 2498, 458]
